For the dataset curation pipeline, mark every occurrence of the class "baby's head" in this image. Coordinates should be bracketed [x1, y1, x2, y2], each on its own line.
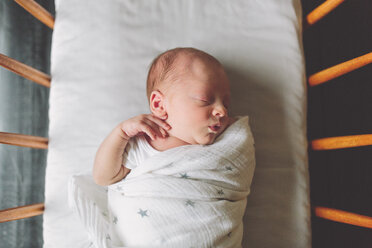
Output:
[146, 47, 231, 145]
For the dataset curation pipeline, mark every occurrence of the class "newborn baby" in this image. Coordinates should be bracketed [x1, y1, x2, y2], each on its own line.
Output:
[93, 47, 236, 186]
[71, 47, 255, 247]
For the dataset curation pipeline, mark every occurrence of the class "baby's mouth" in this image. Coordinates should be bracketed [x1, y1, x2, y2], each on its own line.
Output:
[208, 125, 221, 133]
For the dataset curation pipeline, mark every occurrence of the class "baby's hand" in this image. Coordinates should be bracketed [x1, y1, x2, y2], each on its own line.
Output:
[119, 114, 171, 141]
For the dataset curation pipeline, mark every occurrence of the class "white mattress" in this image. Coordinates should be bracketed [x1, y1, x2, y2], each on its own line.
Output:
[44, 0, 311, 247]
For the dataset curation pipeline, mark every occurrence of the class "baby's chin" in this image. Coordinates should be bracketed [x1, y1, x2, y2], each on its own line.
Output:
[196, 132, 221, 146]
[189, 126, 228, 145]
[177, 135, 213, 146]
[172, 124, 230, 146]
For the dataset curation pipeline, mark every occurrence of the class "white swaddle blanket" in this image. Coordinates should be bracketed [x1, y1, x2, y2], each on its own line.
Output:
[69, 115, 255, 248]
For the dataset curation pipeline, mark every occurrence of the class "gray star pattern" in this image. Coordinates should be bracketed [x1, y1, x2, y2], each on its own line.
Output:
[180, 173, 190, 179]
[217, 189, 224, 195]
[137, 208, 149, 217]
[113, 216, 118, 224]
[185, 199, 195, 207]
[116, 185, 123, 191]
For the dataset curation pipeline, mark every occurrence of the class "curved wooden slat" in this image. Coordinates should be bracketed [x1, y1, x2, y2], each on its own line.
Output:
[0, 53, 51, 88]
[304, 0, 345, 29]
[0, 203, 44, 223]
[14, 0, 54, 29]
[314, 206, 372, 229]
[0, 132, 48, 149]
[311, 134, 372, 150]
[308, 52, 372, 86]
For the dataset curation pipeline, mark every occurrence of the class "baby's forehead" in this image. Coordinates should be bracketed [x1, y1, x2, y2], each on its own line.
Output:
[173, 65, 230, 94]
[160, 51, 229, 94]
[174, 52, 219, 71]
[170, 54, 224, 84]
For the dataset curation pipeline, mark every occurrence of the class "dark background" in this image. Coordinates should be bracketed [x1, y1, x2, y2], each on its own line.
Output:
[302, 0, 372, 247]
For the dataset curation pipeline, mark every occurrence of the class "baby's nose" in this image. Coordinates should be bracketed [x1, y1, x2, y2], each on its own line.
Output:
[213, 106, 227, 117]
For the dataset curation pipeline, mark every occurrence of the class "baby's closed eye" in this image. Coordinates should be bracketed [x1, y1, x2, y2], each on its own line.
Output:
[199, 99, 210, 103]
[191, 96, 210, 104]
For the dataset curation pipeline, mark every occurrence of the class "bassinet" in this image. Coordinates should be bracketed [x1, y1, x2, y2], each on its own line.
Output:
[0, 0, 371, 247]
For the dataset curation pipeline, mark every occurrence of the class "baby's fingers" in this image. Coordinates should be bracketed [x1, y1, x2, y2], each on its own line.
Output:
[159, 127, 168, 138]
[144, 117, 169, 137]
[147, 114, 171, 131]
[141, 124, 158, 140]
[141, 120, 165, 140]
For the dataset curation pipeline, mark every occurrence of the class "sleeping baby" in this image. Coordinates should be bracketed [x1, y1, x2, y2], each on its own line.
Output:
[90, 47, 255, 247]
[93, 47, 236, 186]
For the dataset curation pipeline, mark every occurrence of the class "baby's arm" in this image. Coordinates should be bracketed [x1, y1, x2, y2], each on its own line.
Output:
[93, 114, 170, 186]
[93, 124, 130, 186]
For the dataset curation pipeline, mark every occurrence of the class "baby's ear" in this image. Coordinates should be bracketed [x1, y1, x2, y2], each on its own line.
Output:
[149, 90, 167, 118]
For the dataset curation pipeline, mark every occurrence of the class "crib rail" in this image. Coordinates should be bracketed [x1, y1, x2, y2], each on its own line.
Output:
[304, 0, 372, 239]
[308, 52, 372, 86]
[14, 0, 54, 29]
[0, 203, 44, 223]
[0, 132, 48, 149]
[304, 0, 344, 29]
[0, 53, 51, 88]
[311, 134, 372, 150]
[313, 206, 372, 229]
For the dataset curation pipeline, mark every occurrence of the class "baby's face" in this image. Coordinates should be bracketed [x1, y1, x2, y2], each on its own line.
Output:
[163, 57, 231, 145]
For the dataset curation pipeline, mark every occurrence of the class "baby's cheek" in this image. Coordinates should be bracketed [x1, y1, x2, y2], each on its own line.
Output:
[195, 109, 210, 121]
[184, 107, 208, 121]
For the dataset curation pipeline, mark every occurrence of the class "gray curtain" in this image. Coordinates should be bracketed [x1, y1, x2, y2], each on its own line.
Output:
[0, 0, 54, 247]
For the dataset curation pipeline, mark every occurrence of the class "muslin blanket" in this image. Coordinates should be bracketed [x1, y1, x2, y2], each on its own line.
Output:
[68, 115, 255, 248]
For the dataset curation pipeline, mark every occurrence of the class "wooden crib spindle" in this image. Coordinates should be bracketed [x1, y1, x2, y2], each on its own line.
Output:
[304, 0, 345, 29]
[0, 203, 45, 223]
[0, 53, 51, 88]
[308, 52, 372, 87]
[311, 134, 372, 150]
[14, 0, 54, 29]
[0, 132, 48, 149]
[313, 206, 372, 229]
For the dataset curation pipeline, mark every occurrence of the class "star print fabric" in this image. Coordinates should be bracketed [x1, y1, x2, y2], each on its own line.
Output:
[107, 116, 256, 247]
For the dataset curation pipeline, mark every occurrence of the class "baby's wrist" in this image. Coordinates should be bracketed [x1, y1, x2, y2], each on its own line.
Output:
[115, 126, 130, 141]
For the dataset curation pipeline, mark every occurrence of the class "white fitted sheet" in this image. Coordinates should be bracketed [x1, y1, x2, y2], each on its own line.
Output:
[44, 0, 311, 247]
